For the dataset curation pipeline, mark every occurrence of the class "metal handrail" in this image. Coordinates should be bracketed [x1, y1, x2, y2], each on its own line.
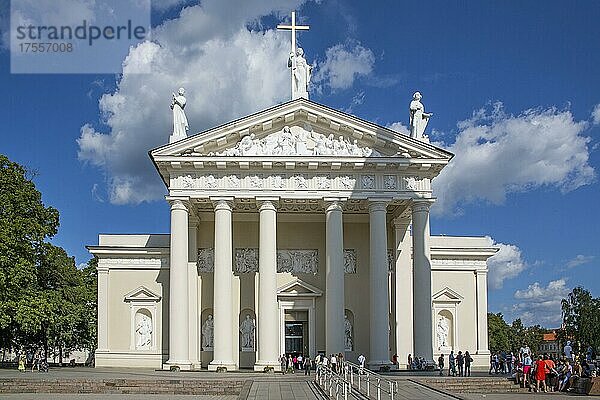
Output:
[341, 360, 397, 400]
[315, 364, 356, 400]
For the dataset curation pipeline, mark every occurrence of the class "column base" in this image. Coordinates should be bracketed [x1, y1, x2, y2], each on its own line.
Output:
[208, 361, 237, 372]
[367, 360, 393, 371]
[162, 360, 193, 371]
[254, 361, 282, 372]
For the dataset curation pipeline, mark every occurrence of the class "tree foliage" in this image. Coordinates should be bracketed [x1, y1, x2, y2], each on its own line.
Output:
[0, 154, 96, 357]
[487, 313, 546, 354]
[559, 286, 600, 354]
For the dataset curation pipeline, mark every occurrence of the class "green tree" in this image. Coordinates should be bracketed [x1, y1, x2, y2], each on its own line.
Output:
[0, 154, 59, 350]
[488, 312, 510, 353]
[0, 154, 97, 361]
[560, 286, 600, 355]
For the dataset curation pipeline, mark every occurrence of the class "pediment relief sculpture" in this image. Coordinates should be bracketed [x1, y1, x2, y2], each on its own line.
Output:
[212, 125, 383, 157]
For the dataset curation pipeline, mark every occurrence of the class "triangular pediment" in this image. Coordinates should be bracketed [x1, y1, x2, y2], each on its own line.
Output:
[277, 279, 323, 297]
[151, 99, 453, 161]
[124, 286, 161, 302]
[432, 287, 463, 303]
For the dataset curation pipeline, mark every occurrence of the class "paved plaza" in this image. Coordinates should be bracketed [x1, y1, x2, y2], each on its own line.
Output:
[1, 368, 599, 400]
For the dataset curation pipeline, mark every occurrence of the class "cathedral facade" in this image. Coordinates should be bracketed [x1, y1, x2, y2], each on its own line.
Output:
[88, 99, 496, 371]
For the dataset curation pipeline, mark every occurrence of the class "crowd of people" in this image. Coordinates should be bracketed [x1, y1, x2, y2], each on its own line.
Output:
[415, 341, 599, 393]
[508, 342, 597, 393]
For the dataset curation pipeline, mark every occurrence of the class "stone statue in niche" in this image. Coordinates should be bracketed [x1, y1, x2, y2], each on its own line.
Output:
[135, 312, 152, 350]
[170, 87, 189, 143]
[344, 314, 353, 351]
[436, 316, 449, 348]
[409, 91, 432, 140]
[239, 314, 256, 351]
[202, 314, 214, 350]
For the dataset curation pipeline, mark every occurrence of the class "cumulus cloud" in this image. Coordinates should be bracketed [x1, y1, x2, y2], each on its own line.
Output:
[511, 279, 570, 327]
[486, 239, 527, 290]
[387, 121, 410, 136]
[566, 254, 595, 269]
[313, 40, 375, 91]
[78, 0, 314, 204]
[592, 104, 600, 125]
[431, 103, 595, 215]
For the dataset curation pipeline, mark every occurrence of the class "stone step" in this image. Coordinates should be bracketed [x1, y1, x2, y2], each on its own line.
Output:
[416, 377, 530, 394]
[0, 378, 246, 395]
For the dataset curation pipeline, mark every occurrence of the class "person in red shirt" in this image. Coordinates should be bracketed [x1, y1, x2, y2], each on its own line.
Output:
[544, 355, 557, 392]
[535, 355, 547, 392]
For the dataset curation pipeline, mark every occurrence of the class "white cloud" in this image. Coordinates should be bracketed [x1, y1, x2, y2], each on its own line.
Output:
[77, 0, 314, 204]
[313, 41, 375, 91]
[431, 103, 595, 215]
[511, 279, 570, 327]
[592, 103, 600, 125]
[151, 0, 189, 12]
[566, 254, 595, 269]
[387, 121, 410, 136]
[486, 238, 527, 290]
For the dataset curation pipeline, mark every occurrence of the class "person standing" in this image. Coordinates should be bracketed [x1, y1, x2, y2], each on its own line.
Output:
[457, 351, 464, 377]
[331, 354, 337, 373]
[534, 355, 547, 392]
[358, 354, 366, 374]
[507, 352, 514, 374]
[288, 354, 294, 374]
[303, 356, 312, 376]
[438, 354, 445, 376]
[464, 351, 473, 377]
[523, 353, 533, 389]
[448, 351, 456, 376]
[281, 354, 287, 374]
[18, 354, 26, 372]
[407, 354, 413, 370]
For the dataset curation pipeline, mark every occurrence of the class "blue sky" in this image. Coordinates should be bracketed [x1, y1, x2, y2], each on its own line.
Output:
[1, 0, 599, 327]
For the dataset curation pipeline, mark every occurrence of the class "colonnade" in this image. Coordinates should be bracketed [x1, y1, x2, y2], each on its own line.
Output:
[163, 197, 434, 371]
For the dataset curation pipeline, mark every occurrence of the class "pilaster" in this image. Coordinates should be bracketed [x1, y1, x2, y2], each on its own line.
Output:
[393, 217, 413, 368]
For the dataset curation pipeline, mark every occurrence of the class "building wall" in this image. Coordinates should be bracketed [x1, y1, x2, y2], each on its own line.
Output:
[95, 220, 491, 369]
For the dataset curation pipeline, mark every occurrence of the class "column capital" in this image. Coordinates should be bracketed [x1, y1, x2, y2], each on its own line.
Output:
[167, 197, 190, 211]
[256, 197, 279, 211]
[323, 198, 344, 212]
[368, 200, 389, 213]
[411, 198, 436, 213]
[210, 197, 234, 211]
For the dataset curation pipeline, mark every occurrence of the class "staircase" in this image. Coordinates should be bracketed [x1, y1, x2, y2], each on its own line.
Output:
[415, 377, 529, 394]
[0, 378, 247, 395]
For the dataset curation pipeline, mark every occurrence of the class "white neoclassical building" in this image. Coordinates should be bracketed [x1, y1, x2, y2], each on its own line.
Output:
[88, 98, 497, 371]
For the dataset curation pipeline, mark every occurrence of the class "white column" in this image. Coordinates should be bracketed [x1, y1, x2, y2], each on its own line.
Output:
[475, 270, 490, 355]
[394, 217, 413, 368]
[325, 200, 345, 355]
[412, 199, 434, 363]
[188, 215, 200, 368]
[368, 201, 392, 368]
[254, 200, 281, 371]
[208, 199, 236, 371]
[97, 263, 109, 352]
[164, 199, 191, 370]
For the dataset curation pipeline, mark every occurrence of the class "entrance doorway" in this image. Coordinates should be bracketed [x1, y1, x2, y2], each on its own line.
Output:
[284, 310, 308, 356]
